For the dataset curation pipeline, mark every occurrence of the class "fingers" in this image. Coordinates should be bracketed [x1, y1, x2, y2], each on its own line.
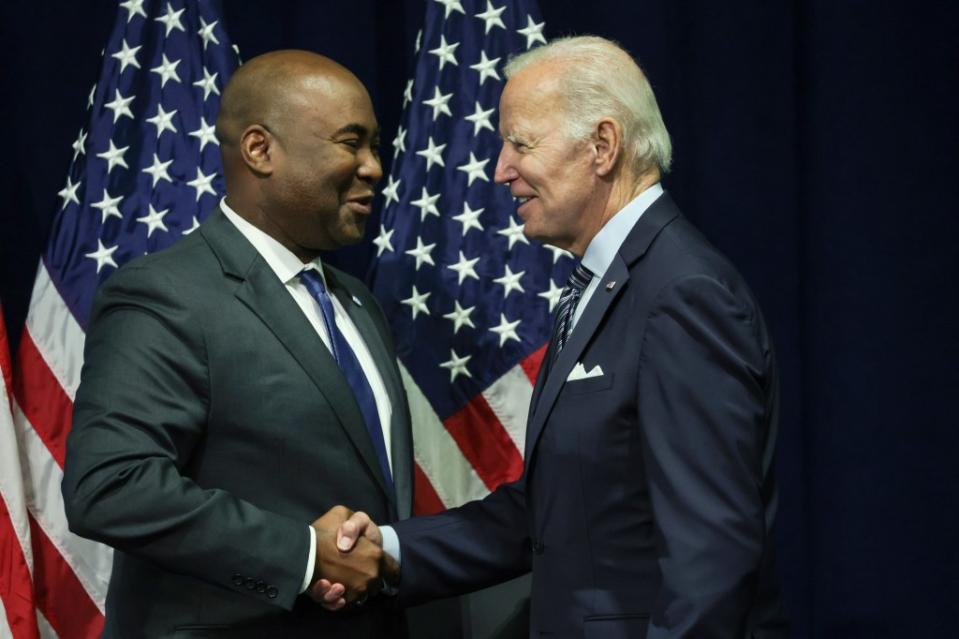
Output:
[310, 578, 346, 611]
[336, 511, 381, 552]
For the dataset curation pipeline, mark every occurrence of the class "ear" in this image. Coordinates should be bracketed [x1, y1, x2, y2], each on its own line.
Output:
[592, 118, 622, 177]
[240, 125, 274, 176]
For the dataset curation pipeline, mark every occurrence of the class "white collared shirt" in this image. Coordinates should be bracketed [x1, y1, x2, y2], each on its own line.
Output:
[572, 183, 664, 328]
[220, 199, 394, 593]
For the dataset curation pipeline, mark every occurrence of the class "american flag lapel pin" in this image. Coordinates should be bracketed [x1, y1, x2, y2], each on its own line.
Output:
[606, 281, 616, 291]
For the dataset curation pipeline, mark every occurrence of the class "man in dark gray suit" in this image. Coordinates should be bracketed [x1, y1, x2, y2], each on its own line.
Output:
[62, 50, 409, 637]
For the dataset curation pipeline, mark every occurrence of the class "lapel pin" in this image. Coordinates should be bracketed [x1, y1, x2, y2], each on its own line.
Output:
[352, 295, 363, 307]
[605, 281, 616, 291]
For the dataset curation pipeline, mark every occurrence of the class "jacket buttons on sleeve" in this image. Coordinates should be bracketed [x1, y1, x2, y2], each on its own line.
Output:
[244, 577, 257, 590]
[266, 585, 279, 599]
[256, 580, 266, 593]
[231, 573, 244, 587]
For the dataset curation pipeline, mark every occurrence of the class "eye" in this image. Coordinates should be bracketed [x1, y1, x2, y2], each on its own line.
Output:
[339, 138, 361, 150]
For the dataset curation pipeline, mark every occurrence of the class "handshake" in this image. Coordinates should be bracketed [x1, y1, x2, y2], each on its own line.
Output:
[308, 505, 390, 610]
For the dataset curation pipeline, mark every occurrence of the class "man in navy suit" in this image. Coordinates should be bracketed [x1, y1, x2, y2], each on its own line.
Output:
[329, 36, 788, 638]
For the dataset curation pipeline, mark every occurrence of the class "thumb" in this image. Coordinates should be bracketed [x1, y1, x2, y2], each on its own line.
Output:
[336, 519, 359, 551]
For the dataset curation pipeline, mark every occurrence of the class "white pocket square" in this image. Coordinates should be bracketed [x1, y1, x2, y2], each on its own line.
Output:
[567, 362, 604, 382]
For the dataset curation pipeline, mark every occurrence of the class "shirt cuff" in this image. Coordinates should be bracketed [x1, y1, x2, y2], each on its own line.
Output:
[380, 524, 401, 566]
[300, 525, 317, 594]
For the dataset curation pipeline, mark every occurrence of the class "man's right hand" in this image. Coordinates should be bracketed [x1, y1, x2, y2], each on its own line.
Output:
[309, 506, 385, 607]
[309, 510, 395, 609]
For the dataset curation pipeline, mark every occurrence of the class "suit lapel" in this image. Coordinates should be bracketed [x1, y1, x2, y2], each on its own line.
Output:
[200, 210, 393, 503]
[524, 192, 682, 461]
[327, 270, 413, 518]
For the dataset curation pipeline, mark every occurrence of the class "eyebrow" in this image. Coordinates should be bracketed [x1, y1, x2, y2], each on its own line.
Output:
[332, 123, 379, 138]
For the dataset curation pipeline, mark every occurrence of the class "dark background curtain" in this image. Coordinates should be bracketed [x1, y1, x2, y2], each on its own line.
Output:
[2, 1, 956, 636]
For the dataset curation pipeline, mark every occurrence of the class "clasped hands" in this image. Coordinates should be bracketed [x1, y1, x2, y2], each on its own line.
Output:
[308, 506, 388, 610]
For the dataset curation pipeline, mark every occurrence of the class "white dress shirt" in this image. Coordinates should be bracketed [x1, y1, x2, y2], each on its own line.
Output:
[220, 199, 393, 592]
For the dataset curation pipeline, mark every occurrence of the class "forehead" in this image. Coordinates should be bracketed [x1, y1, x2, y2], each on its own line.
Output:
[499, 62, 565, 131]
[293, 73, 378, 133]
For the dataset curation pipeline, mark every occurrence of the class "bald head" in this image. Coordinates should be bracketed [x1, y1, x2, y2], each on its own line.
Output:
[216, 50, 362, 154]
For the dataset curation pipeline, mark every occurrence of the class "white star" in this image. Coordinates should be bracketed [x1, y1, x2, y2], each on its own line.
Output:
[111, 39, 142, 73]
[120, 0, 146, 22]
[136, 203, 170, 237]
[452, 202, 484, 236]
[104, 89, 135, 123]
[489, 313, 522, 347]
[464, 101, 495, 135]
[538, 279, 564, 312]
[546, 244, 574, 263]
[85, 239, 119, 273]
[150, 54, 182, 87]
[186, 167, 217, 201]
[416, 136, 447, 171]
[439, 348, 472, 382]
[429, 35, 460, 70]
[193, 67, 220, 100]
[401, 285, 431, 319]
[142, 153, 173, 187]
[381, 174, 401, 206]
[71, 129, 87, 162]
[91, 188, 123, 222]
[405, 237, 437, 270]
[198, 17, 220, 50]
[493, 264, 526, 298]
[146, 104, 178, 138]
[518, 15, 547, 49]
[434, 0, 466, 19]
[469, 51, 501, 84]
[423, 86, 454, 121]
[372, 226, 395, 256]
[403, 78, 414, 108]
[443, 301, 476, 333]
[87, 83, 97, 108]
[183, 216, 201, 235]
[96, 140, 130, 174]
[457, 152, 490, 186]
[155, 2, 186, 36]
[447, 251, 480, 285]
[392, 125, 407, 157]
[57, 176, 81, 210]
[498, 215, 530, 249]
[411, 187, 441, 221]
[474, 1, 506, 33]
[189, 116, 218, 151]
[414, 29, 423, 54]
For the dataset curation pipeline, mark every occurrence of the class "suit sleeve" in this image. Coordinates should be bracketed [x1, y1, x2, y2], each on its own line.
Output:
[389, 479, 532, 606]
[61, 264, 309, 610]
[638, 274, 776, 638]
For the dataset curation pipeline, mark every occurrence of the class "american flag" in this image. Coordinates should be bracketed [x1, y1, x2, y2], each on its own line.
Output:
[369, 0, 571, 514]
[2, 1, 238, 636]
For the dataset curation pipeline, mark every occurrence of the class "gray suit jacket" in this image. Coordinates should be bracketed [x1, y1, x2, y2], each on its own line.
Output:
[63, 209, 412, 638]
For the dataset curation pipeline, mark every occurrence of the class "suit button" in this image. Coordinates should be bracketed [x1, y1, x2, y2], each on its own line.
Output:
[245, 577, 257, 590]
[266, 586, 279, 599]
[531, 540, 545, 554]
[256, 580, 266, 593]
[231, 573, 244, 586]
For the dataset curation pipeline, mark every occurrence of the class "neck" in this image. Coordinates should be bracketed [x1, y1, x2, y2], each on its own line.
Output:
[569, 168, 660, 256]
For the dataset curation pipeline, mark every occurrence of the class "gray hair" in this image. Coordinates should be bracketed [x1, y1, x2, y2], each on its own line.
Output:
[504, 36, 672, 174]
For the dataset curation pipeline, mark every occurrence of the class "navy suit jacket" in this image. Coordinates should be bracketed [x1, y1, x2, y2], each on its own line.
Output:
[391, 193, 788, 638]
[63, 209, 413, 638]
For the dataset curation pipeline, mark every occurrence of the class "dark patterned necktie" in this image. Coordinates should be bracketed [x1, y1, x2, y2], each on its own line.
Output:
[298, 269, 394, 498]
[552, 262, 594, 358]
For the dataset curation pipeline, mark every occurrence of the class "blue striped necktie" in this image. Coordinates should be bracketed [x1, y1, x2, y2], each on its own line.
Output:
[552, 262, 594, 360]
[298, 269, 394, 499]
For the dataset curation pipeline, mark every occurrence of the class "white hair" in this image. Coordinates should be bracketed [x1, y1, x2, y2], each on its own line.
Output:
[504, 35, 672, 174]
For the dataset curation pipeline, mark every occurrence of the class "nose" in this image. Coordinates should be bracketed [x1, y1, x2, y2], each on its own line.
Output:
[494, 145, 518, 185]
[358, 146, 383, 185]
